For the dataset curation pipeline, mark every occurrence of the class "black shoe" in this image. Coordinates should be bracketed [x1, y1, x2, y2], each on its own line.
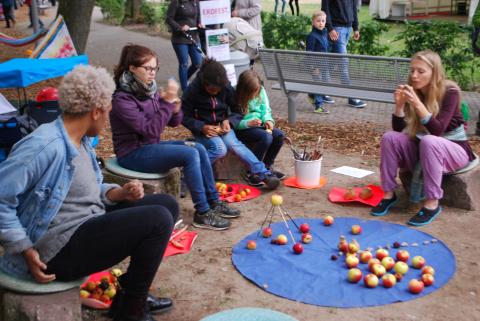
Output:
[407, 206, 442, 226]
[262, 173, 280, 190]
[244, 173, 264, 187]
[268, 168, 286, 180]
[193, 209, 231, 230]
[146, 295, 173, 315]
[370, 193, 398, 216]
[109, 291, 172, 318]
[348, 98, 367, 108]
[323, 95, 335, 104]
[211, 201, 241, 218]
[111, 294, 156, 321]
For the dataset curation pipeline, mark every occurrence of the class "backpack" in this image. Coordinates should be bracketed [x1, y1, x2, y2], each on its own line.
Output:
[224, 17, 264, 60]
[0, 112, 38, 159]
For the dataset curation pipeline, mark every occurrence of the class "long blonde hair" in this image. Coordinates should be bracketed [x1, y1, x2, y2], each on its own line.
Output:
[235, 70, 262, 115]
[404, 50, 460, 138]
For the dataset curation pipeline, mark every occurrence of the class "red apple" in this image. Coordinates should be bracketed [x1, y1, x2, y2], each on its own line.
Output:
[347, 268, 363, 283]
[244, 188, 251, 195]
[364, 274, 379, 288]
[408, 279, 425, 294]
[372, 263, 387, 277]
[359, 251, 373, 264]
[382, 273, 397, 288]
[421, 265, 435, 276]
[381, 257, 395, 271]
[246, 240, 257, 250]
[276, 234, 288, 245]
[338, 240, 349, 253]
[421, 273, 434, 286]
[262, 227, 273, 238]
[351, 225, 362, 235]
[345, 255, 360, 269]
[376, 248, 389, 261]
[271, 194, 283, 206]
[301, 233, 312, 244]
[299, 223, 310, 233]
[394, 261, 409, 275]
[411, 256, 426, 269]
[293, 242, 303, 254]
[323, 215, 334, 226]
[348, 242, 360, 254]
[368, 258, 381, 272]
[396, 250, 410, 263]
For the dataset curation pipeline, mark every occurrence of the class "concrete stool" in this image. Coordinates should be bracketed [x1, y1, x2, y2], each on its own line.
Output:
[200, 307, 299, 321]
[103, 157, 181, 198]
[0, 269, 85, 321]
[213, 152, 247, 181]
[399, 155, 480, 210]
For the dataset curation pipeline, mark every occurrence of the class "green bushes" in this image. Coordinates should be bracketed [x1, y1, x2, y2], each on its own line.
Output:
[394, 20, 480, 90]
[140, 1, 170, 33]
[97, 0, 125, 25]
[347, 20, 389, 56]
[261, 12, 311, 50]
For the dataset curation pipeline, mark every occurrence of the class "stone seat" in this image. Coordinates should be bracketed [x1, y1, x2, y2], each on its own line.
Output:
[0, 269, 85, 321]
[213, 151, 247, 181]
[102, 157, 181, 197]
[400, 154, 480, 210]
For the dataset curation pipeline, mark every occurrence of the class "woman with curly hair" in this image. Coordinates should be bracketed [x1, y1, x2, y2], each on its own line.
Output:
[0, 65, 177, 321]
[371, 50, 476, 226]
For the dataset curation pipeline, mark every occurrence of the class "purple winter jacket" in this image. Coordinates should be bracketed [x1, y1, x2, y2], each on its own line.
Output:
[110, 90, 183, 158]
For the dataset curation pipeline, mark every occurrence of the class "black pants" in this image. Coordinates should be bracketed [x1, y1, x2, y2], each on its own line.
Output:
[47, 194, 179, 299]
[3, 5, 15, 28]
[235, 127, 285, 168]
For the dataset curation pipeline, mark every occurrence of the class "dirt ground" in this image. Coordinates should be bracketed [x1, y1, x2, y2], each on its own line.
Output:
[1, 6, 480, 321]
[80, 147, 480, 321]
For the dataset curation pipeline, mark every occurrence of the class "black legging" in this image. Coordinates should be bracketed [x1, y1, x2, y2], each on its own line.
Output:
[3, 5, 15, 28]
[46, 194, 178, 300]
[289, 0, 299, 16]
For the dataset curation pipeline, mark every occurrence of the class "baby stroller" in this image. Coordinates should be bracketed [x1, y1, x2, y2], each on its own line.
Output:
[224, 17, 264, 60]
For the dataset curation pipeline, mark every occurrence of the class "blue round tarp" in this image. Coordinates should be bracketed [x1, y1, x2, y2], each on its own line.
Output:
[232, 217, 455, 308]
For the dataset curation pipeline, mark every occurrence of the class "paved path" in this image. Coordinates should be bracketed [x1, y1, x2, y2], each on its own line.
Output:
[85, 7, 479, 134]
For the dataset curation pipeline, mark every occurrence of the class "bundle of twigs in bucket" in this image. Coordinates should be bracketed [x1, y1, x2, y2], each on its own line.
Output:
[285, 136, 323, 161]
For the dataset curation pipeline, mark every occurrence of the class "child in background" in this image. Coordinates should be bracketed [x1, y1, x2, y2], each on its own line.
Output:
[233, 70, 286, 183]
[306, 10, 334, 114]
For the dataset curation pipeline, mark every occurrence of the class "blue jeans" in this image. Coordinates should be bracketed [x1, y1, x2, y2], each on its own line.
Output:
[172, 43, 203, 91]
[118, 141, 218, 213]
[194, 130, 270, 177]
[235, 128, 285, 168]
[330, 26, 351, 85]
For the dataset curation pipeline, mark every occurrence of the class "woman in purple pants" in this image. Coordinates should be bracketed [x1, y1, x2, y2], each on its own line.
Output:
[371, 50, 475, 226]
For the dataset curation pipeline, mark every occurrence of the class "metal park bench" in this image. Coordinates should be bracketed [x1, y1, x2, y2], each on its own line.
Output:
[259, 48, 411, 124]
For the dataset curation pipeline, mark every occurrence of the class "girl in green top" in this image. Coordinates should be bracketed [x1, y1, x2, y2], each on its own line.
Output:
[234, 70, 286, 183]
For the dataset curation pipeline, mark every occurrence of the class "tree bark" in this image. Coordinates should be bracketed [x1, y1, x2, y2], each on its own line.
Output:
[124, 0, 143, 23]
[58, 0, 96, 54]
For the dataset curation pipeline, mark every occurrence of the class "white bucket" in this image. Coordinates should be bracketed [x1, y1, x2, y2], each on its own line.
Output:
[294, 158, 322, 187]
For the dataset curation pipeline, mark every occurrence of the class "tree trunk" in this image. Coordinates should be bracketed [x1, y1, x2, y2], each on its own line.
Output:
[124, 0, 143, 23]
[57, 0, 96, 54]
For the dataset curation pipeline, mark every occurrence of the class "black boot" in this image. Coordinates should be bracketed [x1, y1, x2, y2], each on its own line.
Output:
[109, 290, 173, 318]
[112, 295, 155, 321]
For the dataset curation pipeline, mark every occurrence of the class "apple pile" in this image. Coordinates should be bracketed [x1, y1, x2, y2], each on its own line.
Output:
[80, 268, 122, 303]
[215, 182, 232, 197]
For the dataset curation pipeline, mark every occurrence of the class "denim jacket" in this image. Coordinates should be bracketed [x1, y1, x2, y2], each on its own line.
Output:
[0, 118, 118, 279]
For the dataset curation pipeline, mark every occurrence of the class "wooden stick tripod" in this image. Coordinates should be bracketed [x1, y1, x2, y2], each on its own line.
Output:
[258, 203, 300, 244]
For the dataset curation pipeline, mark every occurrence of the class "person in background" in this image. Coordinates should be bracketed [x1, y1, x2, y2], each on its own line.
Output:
[182, 58, 280, 189]
[2, 0, 16, 28]
[111, 44, 238, 231]
[321, 0, 366, 109]
[233, 70, 286, 183]
[231, 0, 261, 65]
[166, 0, 203, 91]
[25, 0, 44, 28]
[0, 65, 177, 321]
[306, 10, 335, 114]
[371, 50, 475, 226]
[274, 0, 286, 15]
[288, 0, 299, 16]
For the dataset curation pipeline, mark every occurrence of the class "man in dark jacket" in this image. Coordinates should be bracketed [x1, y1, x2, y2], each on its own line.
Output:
[182, 59, 279, 189]
[321, 0, 366, 108]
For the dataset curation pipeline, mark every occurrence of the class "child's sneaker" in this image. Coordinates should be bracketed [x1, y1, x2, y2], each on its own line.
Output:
[323, 96, 335, 104]
[314, 105, 330, 114]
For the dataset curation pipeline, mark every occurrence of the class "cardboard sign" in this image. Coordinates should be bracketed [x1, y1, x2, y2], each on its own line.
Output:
[200, 0, 231, 25]
[205, 28, 230, 61]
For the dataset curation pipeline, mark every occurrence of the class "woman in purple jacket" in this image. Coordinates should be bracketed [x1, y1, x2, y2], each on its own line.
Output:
[371, 50, 475, 226]
[110, 44, 239, 231]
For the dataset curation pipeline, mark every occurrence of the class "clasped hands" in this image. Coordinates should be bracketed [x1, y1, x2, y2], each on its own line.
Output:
[394, 84, 426, 117]
[202, 119, 231, 137]
[160, 78, 181, 113]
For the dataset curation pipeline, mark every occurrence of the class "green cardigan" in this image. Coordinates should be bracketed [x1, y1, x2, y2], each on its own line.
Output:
[236, 86, 275, 130]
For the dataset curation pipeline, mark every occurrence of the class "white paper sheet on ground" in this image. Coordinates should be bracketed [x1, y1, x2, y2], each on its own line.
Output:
[330, 166, 374, 178]
[224, 64, 237, 86]
[0, 94, 16, 115]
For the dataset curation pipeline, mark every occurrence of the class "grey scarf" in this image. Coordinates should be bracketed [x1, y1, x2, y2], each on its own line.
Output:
[118, 71, 157, 99]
